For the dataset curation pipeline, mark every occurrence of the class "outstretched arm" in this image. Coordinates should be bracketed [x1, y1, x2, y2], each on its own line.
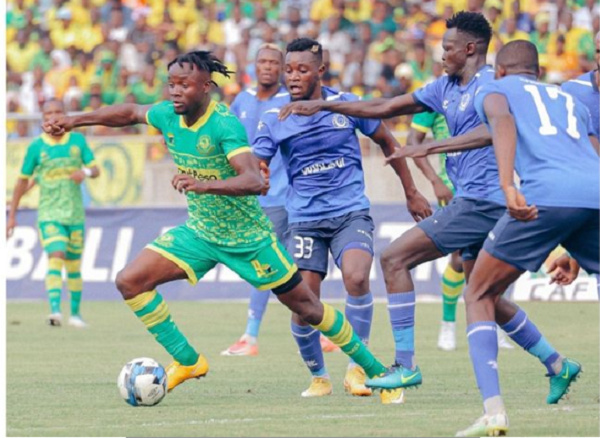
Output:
[484, 93, 537, 221]
[279, 93, 427, 120]
[172, 152, 267, 197]
[42, 104, 152, 135]
[385, 124, 492, 162]
[589, 135, 599, 155]
[369, 123, 432, 221]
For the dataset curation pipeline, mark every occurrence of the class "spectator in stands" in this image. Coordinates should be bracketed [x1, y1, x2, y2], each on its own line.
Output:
[531, 13, 553, 55]
[7, 29, 39, 75]
[132, 64, 163, 105]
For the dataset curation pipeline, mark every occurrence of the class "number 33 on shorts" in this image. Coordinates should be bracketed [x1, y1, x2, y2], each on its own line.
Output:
[294, 236, 314, 259]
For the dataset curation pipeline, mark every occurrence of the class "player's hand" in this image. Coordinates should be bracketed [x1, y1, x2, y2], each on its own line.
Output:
[406, 191, 433, 222]
[278, 100, 324, 120]
[259, 161, 270, 196]
[384, 145, 428, 165]
[6, 216, 16, 239]
[172, 174, 205, 194]
[548, 254, 580, 286]
[42, 114, 74, 136]
[69, 170, 86, 184]
[432, 179, 453, 206]
[504, 186, 538, 221]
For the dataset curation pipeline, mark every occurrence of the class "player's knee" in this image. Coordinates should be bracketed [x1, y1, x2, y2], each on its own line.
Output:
[380, 248, 408, 275]
[343, 269, 370, 293]
[115, 269, 143, 299]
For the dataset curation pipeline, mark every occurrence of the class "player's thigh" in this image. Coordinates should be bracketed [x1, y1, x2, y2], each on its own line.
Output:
[563, 209, 600, 275]
[382, 226, 443, 271]
[66, 223, 85, 260]
[263, 206, 289, 244]
[418, 197, 504, 263]
[38, 221, 69, 255]
[483, 207, 586, 273]
[221, 234, 300, 293]
[329, 209, 374, 272]
[287, 220, 330, 277]
[141, 225, 218, 286]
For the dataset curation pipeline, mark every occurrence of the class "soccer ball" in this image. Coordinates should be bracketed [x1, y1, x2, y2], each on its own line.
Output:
[117, 357, 167, 407]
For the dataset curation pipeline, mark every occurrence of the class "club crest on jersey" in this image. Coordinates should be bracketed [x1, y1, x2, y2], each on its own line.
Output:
[240, 111, 247, 119]
[196, 135, 215, 155]
[442, 100, 449, 110]
[70, 146, 81, 158]
[166, 133, 175, 146]
[459, 93, 471, 111]
[332, 114, 349, 128]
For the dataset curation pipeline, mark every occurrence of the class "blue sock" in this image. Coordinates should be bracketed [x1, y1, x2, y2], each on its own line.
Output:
[388, 291, 415, 369]
[345, 292, 374, 364]
[245, 288, 270, 338]
[501, 309, 560, 375]
[467, 322, 501, 402]
[291, 322, 327, 377]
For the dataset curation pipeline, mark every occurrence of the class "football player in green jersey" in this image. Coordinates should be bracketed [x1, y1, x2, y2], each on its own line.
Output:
[7, 99, 100, 328]
[42, 51, 400, 396]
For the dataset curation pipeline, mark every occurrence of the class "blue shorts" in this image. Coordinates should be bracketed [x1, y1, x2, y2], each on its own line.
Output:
[287, 209, 374, 277]
[484, 207, 599, 275]
[417, 197, 506, 261]
[263, 206, 288, 245]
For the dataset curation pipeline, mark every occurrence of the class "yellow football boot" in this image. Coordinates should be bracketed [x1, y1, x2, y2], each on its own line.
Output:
[343, 366, 373, 396]
[301, 377, 333, 397]
[166, 354, 209, 392]
[380, 388, 406, 404]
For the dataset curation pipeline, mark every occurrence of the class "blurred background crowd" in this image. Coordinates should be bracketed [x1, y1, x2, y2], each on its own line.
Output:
[6, 0, 600, 140]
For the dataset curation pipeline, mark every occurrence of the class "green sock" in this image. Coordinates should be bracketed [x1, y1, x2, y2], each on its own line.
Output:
[312, 303, 386, 378]
[65, 259, 82, 316]
[125, 290, 199, 366]
[46, 257, 64, 314]
[441, 264, 465, 323]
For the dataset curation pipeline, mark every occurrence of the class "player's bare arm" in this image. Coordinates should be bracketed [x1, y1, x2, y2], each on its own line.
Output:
[483, 92, 538, 222]
[407, 129, 453, 205]
[589, 135, 599, 155]
[172, 152, 267, 196]
[6, 177, 30, 238]
[70, 165, 100, 184]
[369, 123, 432, 221]
[384, 124, 492, 162]
[42, 104, 153, 135]
[278, 93, 426, 120]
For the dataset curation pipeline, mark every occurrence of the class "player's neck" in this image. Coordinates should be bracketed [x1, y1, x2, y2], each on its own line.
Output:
[595, 69, 599, 88]
[182, 96, 211, 126]
[458, 58, 487, 86]
[256, 83, 280, 100]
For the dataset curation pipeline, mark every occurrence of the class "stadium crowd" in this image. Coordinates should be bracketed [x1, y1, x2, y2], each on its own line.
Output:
[6, 0, 600, 138]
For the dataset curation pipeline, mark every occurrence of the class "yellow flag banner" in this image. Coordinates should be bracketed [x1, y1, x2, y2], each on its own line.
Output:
[6, 137, 146, 207]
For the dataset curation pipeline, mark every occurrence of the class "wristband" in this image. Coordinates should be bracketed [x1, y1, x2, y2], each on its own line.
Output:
[83, 168, 93, 177]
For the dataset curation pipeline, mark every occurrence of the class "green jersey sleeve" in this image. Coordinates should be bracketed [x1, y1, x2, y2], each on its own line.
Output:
[218, 111, 251, 161]
[20, 139, 41, 178]
[411, 111, 436, 133]
[74, 132, 95, 166]
[145, 100, 174, 132]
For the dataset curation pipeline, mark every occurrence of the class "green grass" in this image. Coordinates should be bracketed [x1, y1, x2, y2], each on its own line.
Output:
[6, 300, 599, 437]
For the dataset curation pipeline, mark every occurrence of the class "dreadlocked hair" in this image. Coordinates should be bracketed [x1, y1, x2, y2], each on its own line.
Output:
[167, 51, 234, 86]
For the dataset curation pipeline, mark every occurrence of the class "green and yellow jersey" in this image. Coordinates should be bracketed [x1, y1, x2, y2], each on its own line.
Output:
[20, 132, 95, 225]
[146, 100, 273, 247]
[410, 111, 454, 192]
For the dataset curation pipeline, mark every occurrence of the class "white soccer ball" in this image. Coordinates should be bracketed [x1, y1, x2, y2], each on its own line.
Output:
[117, 357, 167, 407]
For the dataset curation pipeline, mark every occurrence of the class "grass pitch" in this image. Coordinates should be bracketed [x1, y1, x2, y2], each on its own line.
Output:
[6, 300, 599, 437]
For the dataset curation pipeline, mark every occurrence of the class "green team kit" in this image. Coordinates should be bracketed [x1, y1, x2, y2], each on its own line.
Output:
[410, 111, 454, 195]
[145, 100, 297, 291]
[20, 132, 95, 256]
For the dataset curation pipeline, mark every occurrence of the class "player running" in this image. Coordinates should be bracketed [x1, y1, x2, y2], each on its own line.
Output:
[7, 99, 99, 328]
[279, 13, 572, 405]
[254, 38, 431, 401]
[42, 50, 400, 395]
[457, 40, 598, 437]
[408, 112, 514, 351]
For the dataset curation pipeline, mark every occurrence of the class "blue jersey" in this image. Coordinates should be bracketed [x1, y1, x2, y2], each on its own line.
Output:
[253, 87, 381, 223]
[475, 75, 599, 209]
[413, 66, 504, 204]
[561, 71, 599, 138]
[230, 85, 290, 208]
